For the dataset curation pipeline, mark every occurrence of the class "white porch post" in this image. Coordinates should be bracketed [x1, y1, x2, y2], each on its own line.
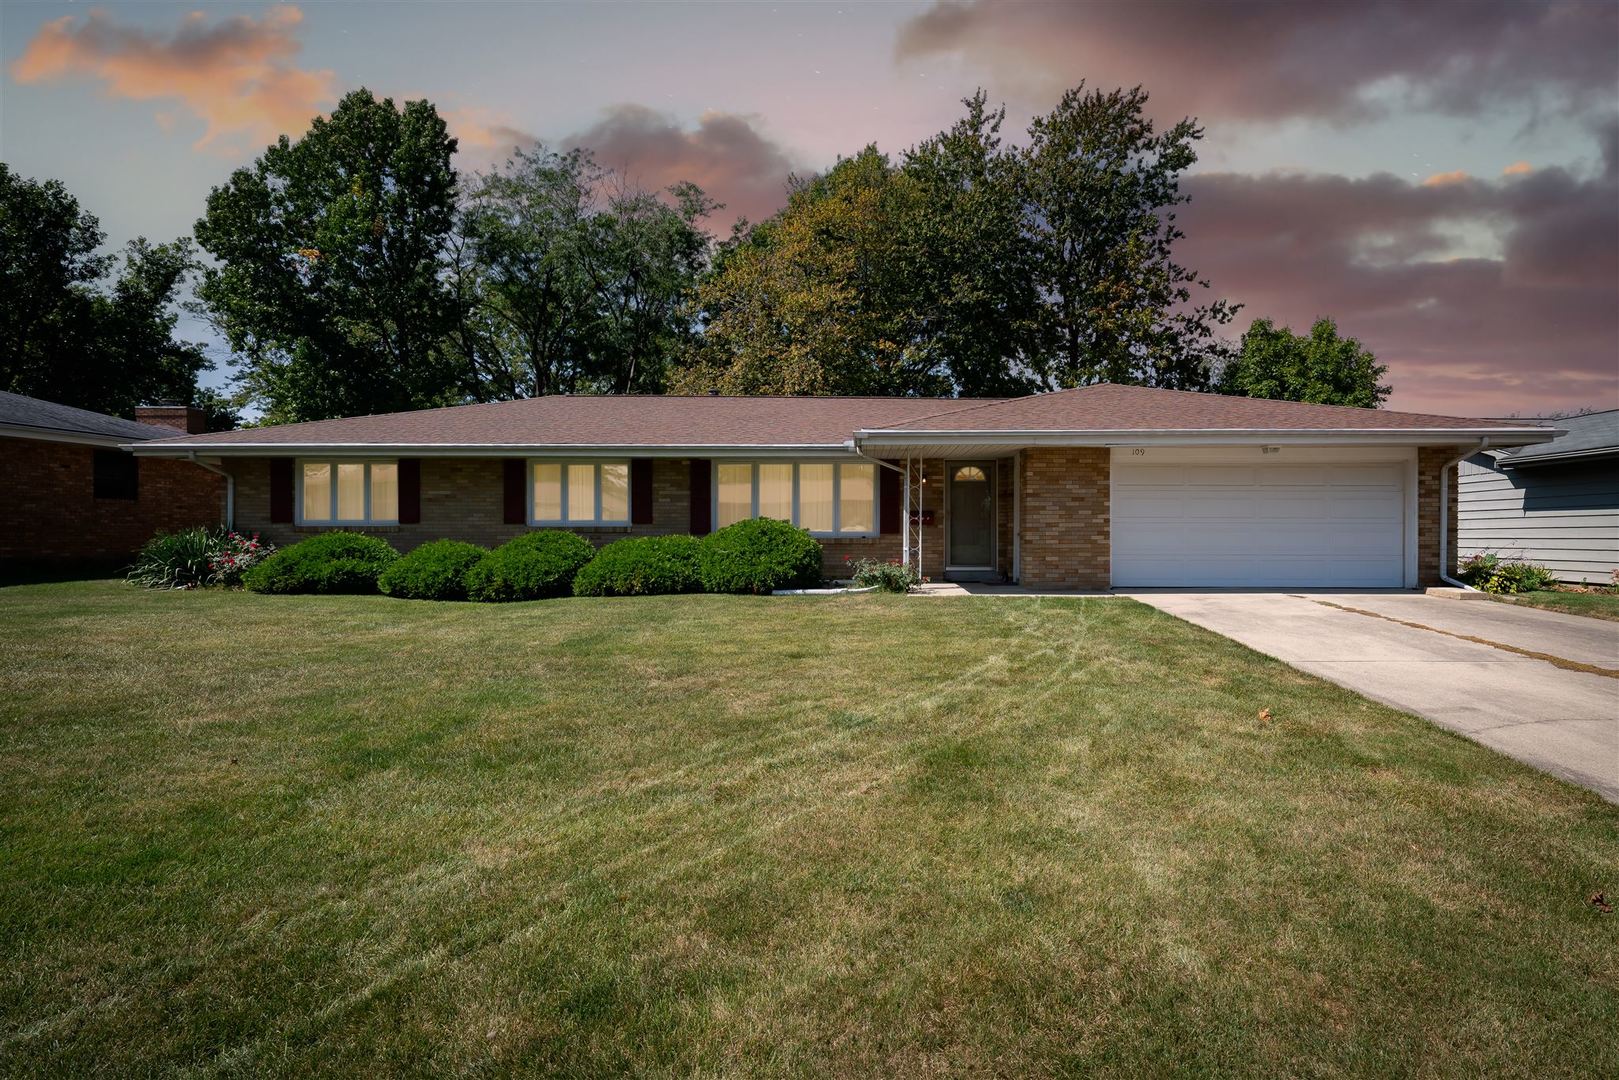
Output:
[901, 456, 911, 570]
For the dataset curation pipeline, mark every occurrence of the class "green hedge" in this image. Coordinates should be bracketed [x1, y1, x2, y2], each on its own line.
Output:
[242, 532, 399, 595]
[573, 535, 704, 597]
[465, 531, 597, 602]
[697, 518, 823, 594]
[378, 540, 489, 601]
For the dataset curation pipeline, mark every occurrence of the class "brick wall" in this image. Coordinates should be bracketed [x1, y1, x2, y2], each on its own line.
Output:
[1417, 446, 1462, 587]
[1018, 447, 1109, 590]
[225, 455, 940, 580]
[0, 436, 225, 562]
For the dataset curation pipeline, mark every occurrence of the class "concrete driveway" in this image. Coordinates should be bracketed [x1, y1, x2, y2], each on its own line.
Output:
[1124, 591, 1619, 802]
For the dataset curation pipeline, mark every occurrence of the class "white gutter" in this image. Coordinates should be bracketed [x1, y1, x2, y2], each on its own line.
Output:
[853, 427, 1558, 449]
[185, 452, 235, 531]
[128, 442, 864, 459]
[1439, 438, 1489, 590]
[842, 440, 905, 473]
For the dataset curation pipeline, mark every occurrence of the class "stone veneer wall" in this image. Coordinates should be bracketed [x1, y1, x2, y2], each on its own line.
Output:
[1017, 447, 1110, 590]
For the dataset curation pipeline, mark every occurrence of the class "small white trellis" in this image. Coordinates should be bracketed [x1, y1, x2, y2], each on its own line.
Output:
[901, 455, 924, 573]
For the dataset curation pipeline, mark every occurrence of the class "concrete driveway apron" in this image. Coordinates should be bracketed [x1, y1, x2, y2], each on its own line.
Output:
[1123, 591, 1619, 803]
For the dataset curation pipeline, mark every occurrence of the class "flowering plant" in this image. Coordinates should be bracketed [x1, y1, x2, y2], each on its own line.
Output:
[208, 532, 275, 587]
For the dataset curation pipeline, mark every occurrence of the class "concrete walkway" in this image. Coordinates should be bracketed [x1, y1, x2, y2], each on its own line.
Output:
[1124, 591, 1619, 802]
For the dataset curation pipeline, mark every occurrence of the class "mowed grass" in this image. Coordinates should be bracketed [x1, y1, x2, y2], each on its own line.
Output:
[1, 582, 1615, 1077]
[1489, 588, 1619, 623]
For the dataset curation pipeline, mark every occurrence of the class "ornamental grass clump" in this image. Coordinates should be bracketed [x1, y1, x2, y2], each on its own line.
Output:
[242, 532, 399, 595]
[378, 540, 489, 601]
[573, 535, 704, 597]
[126, 527, 220, 589]
[465, 531, 596, 602]
[697, 518, 823, 594]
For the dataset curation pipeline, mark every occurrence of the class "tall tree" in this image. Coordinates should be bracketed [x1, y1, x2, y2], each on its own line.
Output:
[194, 89, 461, 423]
[1218, 317, 1391, 407]
[0, 164, 210, 417]
[898, 92, 1042, 396]
[580, 179, 716, 394]
[453, 146, 599, 400]
[452, 149, 714, 398]
[674, 147, 938, 396]
[674, 103, 1042, 399]
[1022, 84, 1237, 390]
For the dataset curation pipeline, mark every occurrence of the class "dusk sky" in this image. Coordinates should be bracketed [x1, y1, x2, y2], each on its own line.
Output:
[3, 0, 1616, 417]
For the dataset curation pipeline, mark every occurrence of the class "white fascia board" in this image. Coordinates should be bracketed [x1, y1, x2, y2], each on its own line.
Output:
[853, 427, 1559, 449]
[128, 442, 862, 459]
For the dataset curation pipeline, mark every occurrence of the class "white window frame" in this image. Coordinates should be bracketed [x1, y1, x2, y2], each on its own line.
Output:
[295, 459, 399, 526]
[711, 460, 879, 538]
[529, 459, 631, 527]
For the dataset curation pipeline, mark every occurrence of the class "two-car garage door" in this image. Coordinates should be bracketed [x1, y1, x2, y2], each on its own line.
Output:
[1110, 449, 1411, 588]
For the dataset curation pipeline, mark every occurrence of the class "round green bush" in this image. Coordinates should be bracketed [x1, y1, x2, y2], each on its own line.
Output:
[465, 530, 597, 602]
[242, 531, 399, 595]
[573, 535, 704, 597]
[697, 518, 823, 595]
[378, 539, 489, 601]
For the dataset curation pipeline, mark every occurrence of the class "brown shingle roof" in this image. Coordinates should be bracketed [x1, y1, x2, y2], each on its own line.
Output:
[866, 384, 1551, 433]
[136, 384, 1552, 453]
[142, 395, 1002, 449]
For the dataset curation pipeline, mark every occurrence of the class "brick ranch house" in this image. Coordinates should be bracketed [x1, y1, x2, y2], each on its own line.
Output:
[1, 392, 225, 566]
[128, 384, 1555, 590]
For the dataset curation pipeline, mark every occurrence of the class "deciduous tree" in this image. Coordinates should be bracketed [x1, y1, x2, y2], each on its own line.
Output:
[194, 89, 461, 423]
[1218, 317, 1391, 407]
[0, 164, 210, 417]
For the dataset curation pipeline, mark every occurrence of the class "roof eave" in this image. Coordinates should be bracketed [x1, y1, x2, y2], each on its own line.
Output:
[3, 422, 154, 448]
[127, 441, 863, 458]
[853, 427, 1559, 448]
[1499, 444, 1619, 468]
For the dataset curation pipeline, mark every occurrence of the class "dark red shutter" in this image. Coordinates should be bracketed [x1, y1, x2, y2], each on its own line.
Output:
[630, 459, 654, 525]
[879, 460, 902, 534]
[688, 459, 712, 535]
[397, 458, 421, 524]
[502, 459, 526, 525]
[269, 458, 294, 523]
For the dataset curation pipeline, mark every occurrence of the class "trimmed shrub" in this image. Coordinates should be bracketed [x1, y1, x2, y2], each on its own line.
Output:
[242, 532, 399, 595]
[573, 535, 704, 597]
[465, 530, 596, 602]
[697, 518, 823, 594]
[126, 527, 219, 589]
[378, 539, 488, 601]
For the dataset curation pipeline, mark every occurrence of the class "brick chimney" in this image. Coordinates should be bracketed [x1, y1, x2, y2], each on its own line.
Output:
[135, 403, 208, 434]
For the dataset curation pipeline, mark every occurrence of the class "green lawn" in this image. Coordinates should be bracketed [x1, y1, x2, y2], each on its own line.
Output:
[2, 582, 1615, 1077]
[1489, 588, 1619, 622]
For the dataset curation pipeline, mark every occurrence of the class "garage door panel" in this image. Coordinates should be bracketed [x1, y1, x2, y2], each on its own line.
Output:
[1111, 457, 1408, 587]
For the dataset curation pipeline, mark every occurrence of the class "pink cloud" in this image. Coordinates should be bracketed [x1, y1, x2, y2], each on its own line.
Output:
[10, 6, 335, 152]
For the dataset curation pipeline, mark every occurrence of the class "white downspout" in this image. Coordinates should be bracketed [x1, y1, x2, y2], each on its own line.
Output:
[1012, 449, 1022, 583]
[1438, 438, 1488, 590]
[187, 452, 234, 531]
[846, 440, 908, 567]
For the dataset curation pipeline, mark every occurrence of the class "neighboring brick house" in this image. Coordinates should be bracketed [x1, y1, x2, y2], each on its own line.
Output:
[0, 392, 226, 567]
[130, 385, 1555, 589]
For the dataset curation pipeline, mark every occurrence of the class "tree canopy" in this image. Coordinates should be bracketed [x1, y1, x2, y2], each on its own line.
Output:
[0, 164, 211, 418]
[194, 89, 463, 423]
[673, 87, 1234, 396]
[1217, 317, 1390, 408]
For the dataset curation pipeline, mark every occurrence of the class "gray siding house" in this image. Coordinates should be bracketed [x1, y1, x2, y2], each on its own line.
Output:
[1458, 409, 1619, 584]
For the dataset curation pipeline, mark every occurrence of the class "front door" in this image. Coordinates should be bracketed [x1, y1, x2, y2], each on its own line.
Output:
[948, 461, 995, 569]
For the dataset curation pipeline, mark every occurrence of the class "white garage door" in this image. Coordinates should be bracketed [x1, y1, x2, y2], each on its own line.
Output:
[1111, 456, 1409, 587]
